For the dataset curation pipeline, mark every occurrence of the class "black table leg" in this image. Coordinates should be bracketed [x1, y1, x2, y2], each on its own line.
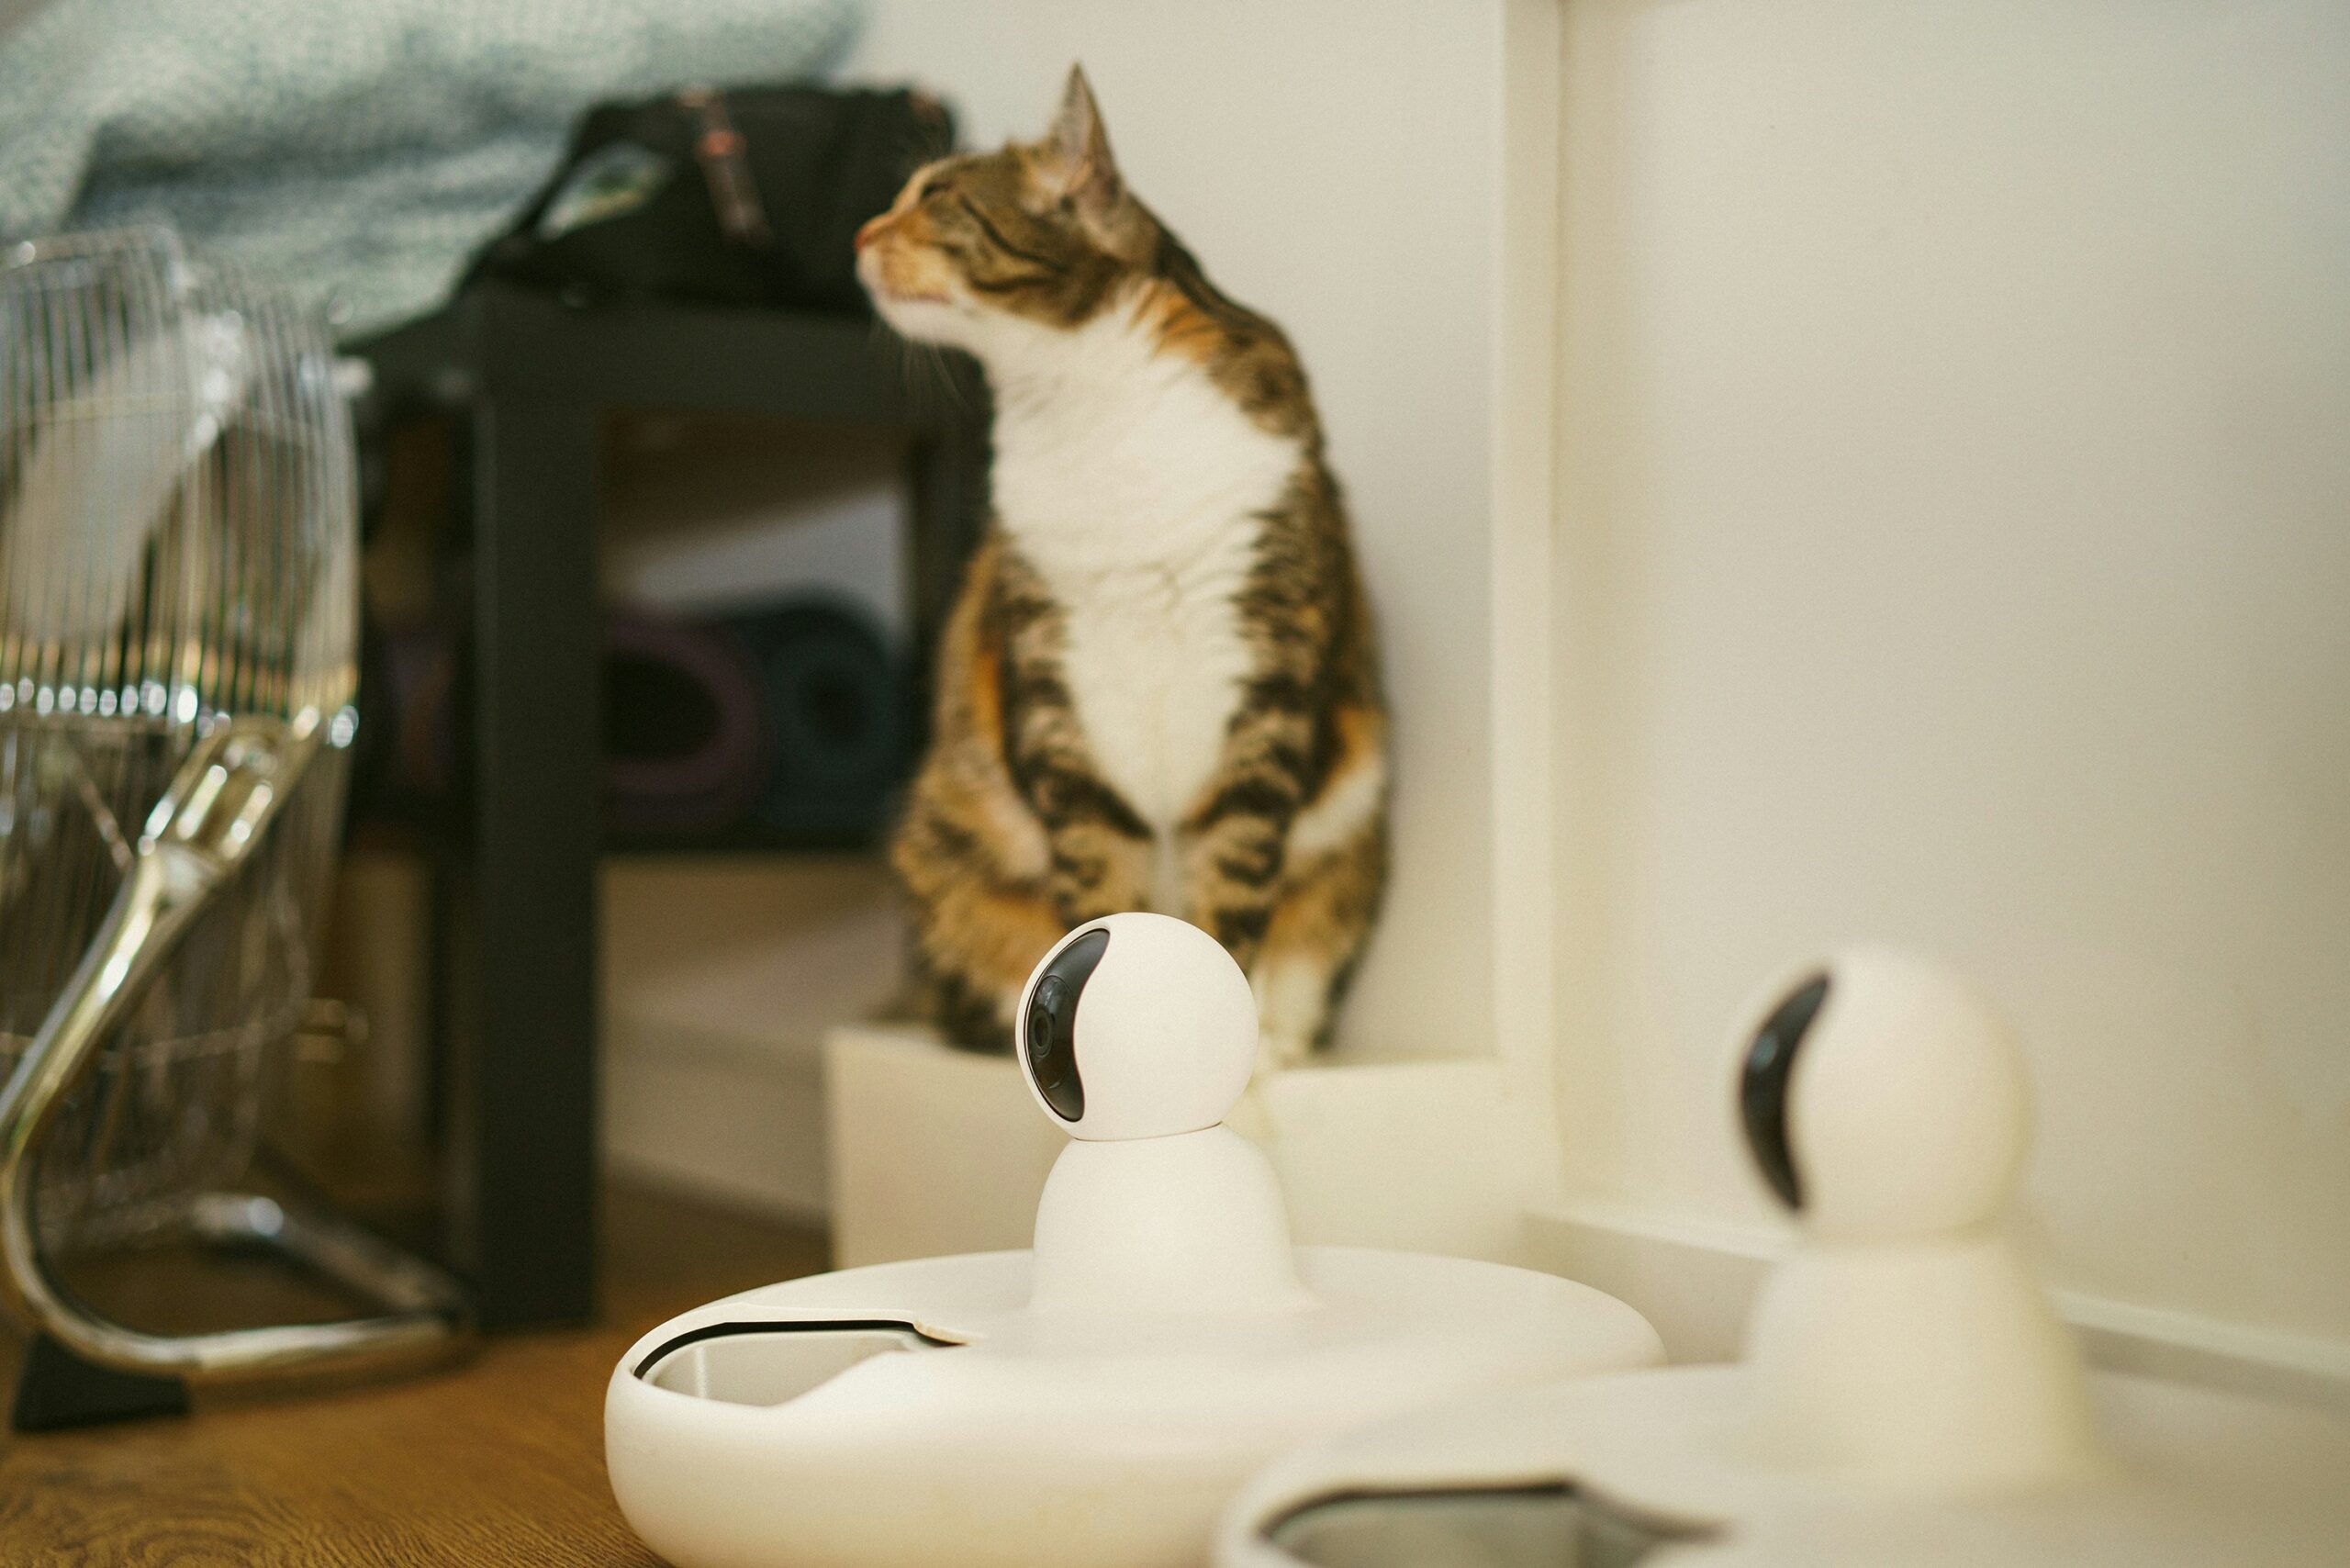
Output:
[440, 396, 601, 1328]
[357, 297, 990, 1329]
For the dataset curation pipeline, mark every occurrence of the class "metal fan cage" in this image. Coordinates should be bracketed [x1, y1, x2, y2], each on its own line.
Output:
[0, 227, 358, 1255]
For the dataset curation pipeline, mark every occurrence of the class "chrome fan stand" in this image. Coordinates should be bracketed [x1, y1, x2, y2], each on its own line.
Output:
[0, 230, 470, 1427]
[0, 722, 469, 1416]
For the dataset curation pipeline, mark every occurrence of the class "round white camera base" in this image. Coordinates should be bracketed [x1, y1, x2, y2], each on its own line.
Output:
[606, 1246, 1662, 1568]
[1219, 1366, 2350, 1568]
[605, 914, 1665, 1568]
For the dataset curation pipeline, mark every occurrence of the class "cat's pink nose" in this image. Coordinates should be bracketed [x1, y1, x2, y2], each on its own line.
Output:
[856, 216, 889, 253]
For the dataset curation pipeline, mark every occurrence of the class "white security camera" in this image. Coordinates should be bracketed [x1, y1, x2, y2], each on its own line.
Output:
[1731, 948, 2097, 1491]
[1737, 946, 2030, 1242]
[1016, 912, 1259, 1141]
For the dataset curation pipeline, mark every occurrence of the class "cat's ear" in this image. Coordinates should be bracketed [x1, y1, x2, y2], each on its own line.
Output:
[1047, 64, 1125, 218]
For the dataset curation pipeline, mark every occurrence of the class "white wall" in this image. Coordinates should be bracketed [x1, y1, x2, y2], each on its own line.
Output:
[846, 2, 1508, 1061]
[1552, 0, 2350, 1353]
[600, 420, 910, 633]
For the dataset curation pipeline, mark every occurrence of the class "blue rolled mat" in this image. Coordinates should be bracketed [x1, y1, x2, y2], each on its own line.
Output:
[711, 595, 907, 843]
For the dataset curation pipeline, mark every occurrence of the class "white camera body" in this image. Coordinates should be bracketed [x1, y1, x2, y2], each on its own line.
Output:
[1015, 912, 1259, 1142]
[1740, 947, 2030, 1243]
[1732, 949, 2097, 1491]
[1014, 913, 1313, 1317]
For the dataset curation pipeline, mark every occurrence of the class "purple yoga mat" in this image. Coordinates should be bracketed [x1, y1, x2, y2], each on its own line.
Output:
[601, 607, 769, 835]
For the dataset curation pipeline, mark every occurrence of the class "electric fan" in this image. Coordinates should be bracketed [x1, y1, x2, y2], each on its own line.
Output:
[0, 228, 468, 1420]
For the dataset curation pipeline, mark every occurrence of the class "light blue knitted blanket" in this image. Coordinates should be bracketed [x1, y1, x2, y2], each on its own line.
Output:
[0, 0, 861, 338]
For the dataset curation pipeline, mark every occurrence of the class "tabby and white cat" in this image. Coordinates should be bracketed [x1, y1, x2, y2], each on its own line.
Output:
[859, 67, 1387, 1072]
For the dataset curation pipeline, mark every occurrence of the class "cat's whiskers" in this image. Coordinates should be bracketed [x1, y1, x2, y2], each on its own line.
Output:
[871, 319, 976, 422]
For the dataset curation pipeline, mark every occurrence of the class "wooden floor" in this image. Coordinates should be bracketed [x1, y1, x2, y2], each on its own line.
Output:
[0, 1184, 830, 1568]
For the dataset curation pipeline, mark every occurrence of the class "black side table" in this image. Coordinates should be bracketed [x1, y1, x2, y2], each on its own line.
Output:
[354, 286, 988, 1329]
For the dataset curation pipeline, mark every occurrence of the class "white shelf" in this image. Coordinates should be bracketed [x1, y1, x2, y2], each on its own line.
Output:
[826, 1022, 1539, 1270]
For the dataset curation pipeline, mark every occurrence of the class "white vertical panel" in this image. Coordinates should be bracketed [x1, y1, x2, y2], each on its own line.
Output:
[1554, 1, 2350, 1346]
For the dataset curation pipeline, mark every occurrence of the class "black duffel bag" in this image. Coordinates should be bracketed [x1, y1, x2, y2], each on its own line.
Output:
[467, 84, 954, 315]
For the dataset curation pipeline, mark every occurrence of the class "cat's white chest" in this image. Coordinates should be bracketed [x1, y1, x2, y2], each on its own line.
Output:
[987, 304, 1302, 859]
[1055, 552, 1255, 834]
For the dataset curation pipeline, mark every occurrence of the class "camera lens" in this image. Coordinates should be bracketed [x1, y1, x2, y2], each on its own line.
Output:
[1740, 971, 1830, 1211]
[1024, 928, 1108, 1122]
[1028, 977, 1064, 1069]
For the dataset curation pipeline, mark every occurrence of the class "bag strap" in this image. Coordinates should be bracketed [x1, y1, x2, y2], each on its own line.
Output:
[678, 86, 774, 250]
